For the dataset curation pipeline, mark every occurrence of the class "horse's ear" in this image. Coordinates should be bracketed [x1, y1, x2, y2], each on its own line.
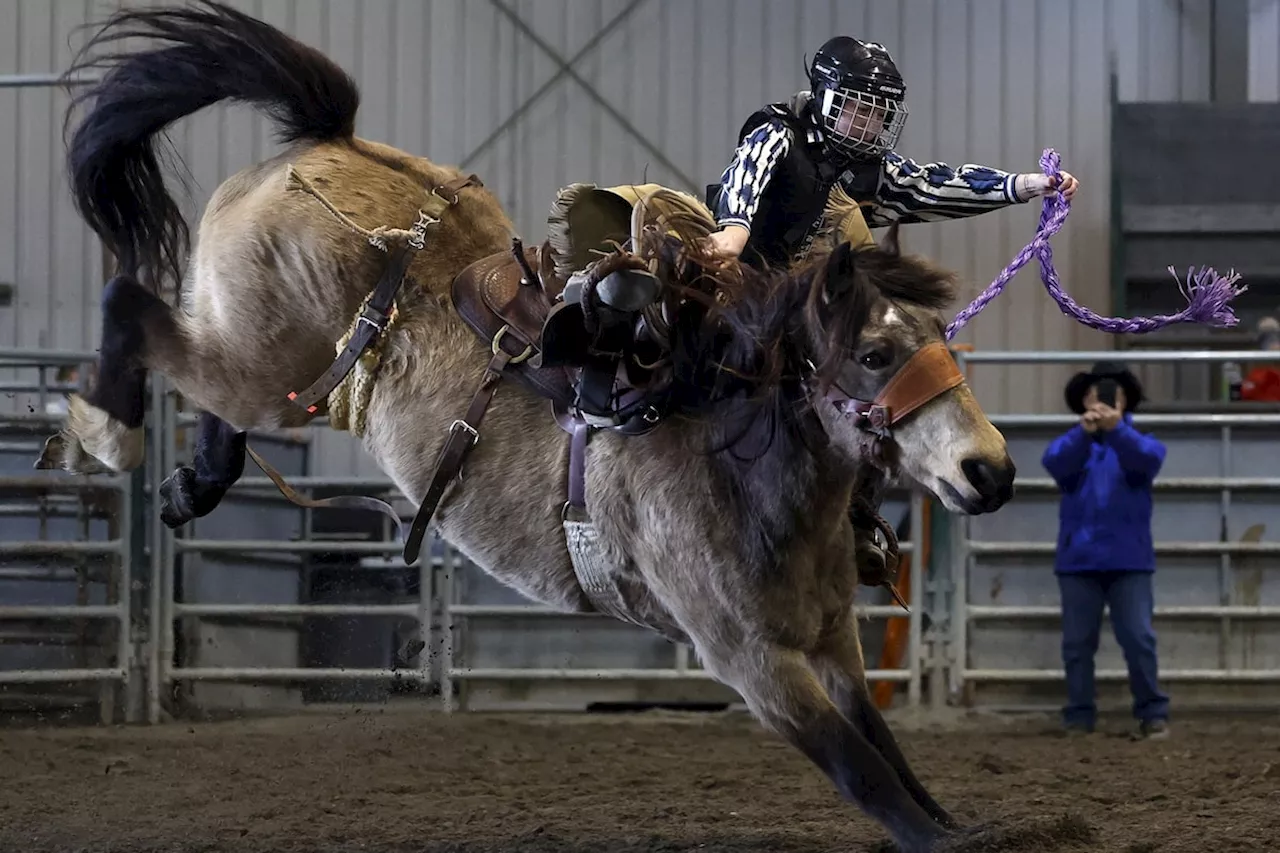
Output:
[824, 240, 857, 300]
[879, 221, 901, 258]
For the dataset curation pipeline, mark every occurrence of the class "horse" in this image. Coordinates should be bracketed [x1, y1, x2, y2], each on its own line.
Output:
[43, 3, 1017, 851]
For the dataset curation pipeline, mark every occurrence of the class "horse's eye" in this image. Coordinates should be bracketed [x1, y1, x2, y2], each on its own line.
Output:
[859, 349, 891, 371]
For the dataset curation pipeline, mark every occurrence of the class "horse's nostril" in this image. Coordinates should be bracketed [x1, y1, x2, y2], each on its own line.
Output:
[961, 458, 994, 495]
[961, 457, 1015, 502]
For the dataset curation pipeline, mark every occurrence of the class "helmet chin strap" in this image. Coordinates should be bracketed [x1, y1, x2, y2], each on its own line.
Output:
[820, 87, 838, 117]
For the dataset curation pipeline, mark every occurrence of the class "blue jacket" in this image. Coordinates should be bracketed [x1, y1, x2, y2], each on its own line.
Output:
[1041, 414, 1167, 573]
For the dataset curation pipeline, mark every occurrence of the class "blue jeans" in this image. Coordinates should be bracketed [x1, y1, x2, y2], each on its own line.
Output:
[1057, 570, 1170, 729]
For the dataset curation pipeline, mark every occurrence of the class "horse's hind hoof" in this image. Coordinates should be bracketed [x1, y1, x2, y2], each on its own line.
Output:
[34, 432, 70, 471]
[35, 430, 116, 475]
[159, 466, 199, 529]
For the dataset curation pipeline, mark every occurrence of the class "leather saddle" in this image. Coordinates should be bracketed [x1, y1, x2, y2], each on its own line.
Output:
[450, 241, 575, 406]
[450, 181, 695, 425]
[451, 235, 662, 388]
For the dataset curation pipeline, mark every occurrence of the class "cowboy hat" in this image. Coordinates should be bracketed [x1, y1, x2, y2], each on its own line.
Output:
[1064, 360, 1144, 414]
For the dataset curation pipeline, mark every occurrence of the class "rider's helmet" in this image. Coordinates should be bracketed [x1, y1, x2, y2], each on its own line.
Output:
[806, 36, 908, 162]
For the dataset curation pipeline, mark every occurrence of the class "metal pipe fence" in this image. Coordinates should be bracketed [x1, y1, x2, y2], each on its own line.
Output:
[16, 342, 1280, 721]
[0, 349, 140, 723]
[949, 350, 1280, 703]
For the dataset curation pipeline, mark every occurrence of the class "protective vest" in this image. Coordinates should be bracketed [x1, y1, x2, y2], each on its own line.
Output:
[708, 101, 878, 269]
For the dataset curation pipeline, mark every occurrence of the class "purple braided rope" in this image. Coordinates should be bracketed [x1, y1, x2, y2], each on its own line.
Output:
[944, 148, 1246, 341]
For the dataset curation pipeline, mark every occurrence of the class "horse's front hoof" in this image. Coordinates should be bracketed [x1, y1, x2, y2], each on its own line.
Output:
[892, 835, 949, 853]
[926, 820, 1001, 852]
[159, 466, 199, 529]
[855, 539, 893, 587]
[880, 822, 957, 853]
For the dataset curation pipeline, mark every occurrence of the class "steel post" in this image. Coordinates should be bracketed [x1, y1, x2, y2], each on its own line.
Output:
[907, 491, 925, 708]
[0, 73, 99, 88]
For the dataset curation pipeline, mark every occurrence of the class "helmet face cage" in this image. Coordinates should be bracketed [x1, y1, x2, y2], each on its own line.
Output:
[816, 85, 907, 161]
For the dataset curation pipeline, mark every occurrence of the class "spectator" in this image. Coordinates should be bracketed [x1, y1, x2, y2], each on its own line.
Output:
[1041, 361, 1170, 739]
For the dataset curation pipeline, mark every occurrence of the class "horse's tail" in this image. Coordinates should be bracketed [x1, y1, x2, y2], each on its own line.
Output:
[63, 0, 360, 292]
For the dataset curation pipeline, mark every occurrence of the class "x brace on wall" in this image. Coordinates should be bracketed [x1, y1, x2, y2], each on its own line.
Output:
[461, 0, 699, 193]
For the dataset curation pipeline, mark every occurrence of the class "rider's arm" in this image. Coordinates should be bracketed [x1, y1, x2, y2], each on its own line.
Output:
[860, 151, 1034, 227]
[713, 119, 794, 234]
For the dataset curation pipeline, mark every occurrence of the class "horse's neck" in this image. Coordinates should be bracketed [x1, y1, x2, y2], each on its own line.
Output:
[701, 403, 856, 560]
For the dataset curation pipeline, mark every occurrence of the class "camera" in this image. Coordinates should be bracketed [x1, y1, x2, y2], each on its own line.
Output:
[1094, 378, 1118, 408]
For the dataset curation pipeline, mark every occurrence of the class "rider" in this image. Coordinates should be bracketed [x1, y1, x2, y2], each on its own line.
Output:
[705, 36, 1079, 268]
[701, 36, 1078, 591]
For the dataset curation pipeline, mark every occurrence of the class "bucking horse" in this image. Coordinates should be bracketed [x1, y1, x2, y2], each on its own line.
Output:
[40, 3, 1243, 851]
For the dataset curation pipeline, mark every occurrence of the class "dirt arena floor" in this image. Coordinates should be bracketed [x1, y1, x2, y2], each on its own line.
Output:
[1, 704, 1277, 853]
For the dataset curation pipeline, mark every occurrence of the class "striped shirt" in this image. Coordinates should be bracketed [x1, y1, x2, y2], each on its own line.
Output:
[714, 99, 1029, 235]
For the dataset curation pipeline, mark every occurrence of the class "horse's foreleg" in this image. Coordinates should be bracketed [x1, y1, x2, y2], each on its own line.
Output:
[809, 619, 960, 831]
[699, 641, 951, 853]
[37, 274, 187, 475]
[159, 411, 247, 528]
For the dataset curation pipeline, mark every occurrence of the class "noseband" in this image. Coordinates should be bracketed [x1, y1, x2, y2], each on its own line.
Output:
[822, 341, 966, 444]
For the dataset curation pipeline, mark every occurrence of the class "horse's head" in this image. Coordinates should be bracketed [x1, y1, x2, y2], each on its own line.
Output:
[799, 226, 1014, 514]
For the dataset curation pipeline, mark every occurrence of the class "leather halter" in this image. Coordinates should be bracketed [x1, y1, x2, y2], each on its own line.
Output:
[822, 341, 966, 441]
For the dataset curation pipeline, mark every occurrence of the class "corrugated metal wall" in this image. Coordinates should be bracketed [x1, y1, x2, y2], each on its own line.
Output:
[0, 0, 1216, 477]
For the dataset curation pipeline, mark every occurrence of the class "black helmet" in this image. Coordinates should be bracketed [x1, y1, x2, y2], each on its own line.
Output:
[807, 37, 908, 161]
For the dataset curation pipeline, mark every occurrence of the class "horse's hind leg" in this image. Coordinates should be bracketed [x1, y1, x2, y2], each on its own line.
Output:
[158, 411, 247, 529]
[698, 639, 951, 853]
[809, 619, 961, 831]
[37, 274, 186, 474]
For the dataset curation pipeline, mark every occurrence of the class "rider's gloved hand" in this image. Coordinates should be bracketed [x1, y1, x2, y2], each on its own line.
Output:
[704, 224, 750, 259]
[1015, 171, 1079, 202]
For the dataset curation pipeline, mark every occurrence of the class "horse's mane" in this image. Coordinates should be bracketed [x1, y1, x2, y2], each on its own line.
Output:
[622, 207, 959, 458]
